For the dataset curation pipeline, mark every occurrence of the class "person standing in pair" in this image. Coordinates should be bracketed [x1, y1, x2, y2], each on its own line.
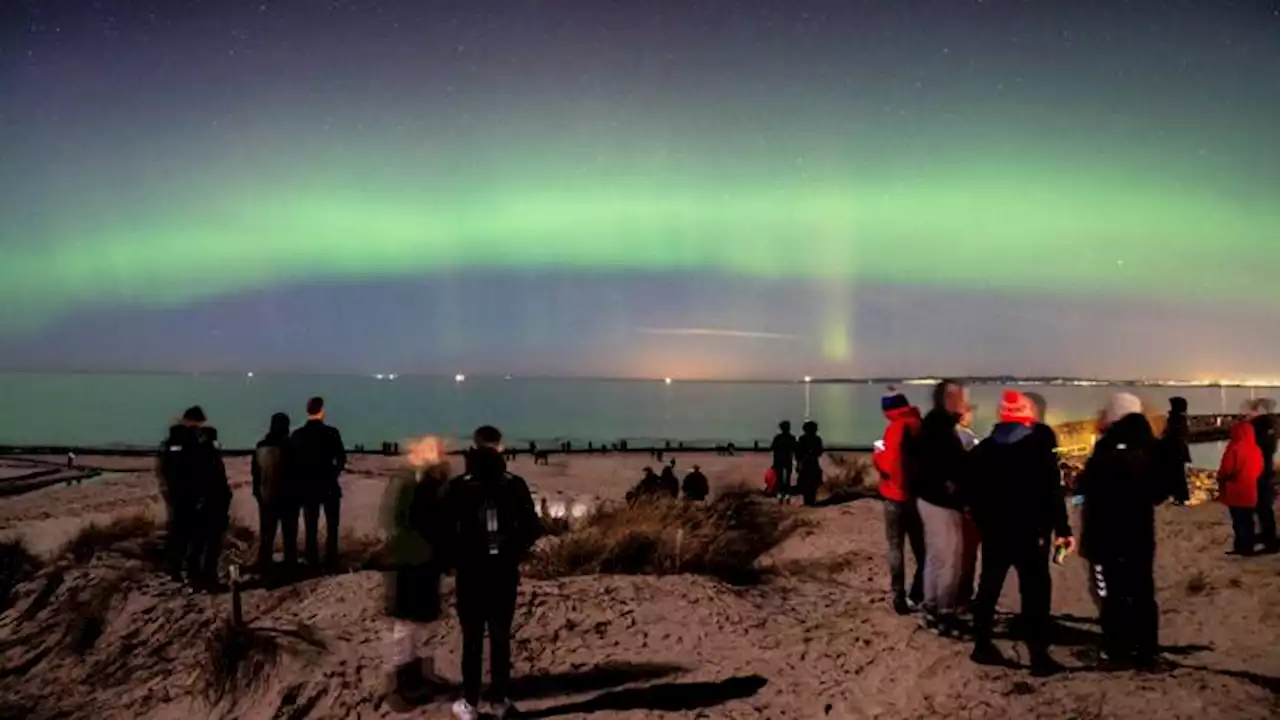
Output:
[290, 396, 347, 570]
[969, 391, 1074, 676]
[1217, 407, 1264, 556]
[770, 421, 798, 502]
[795, 420, 825, 507]
[873, 388, 925, 615]
[253, 412, 297, 573]
[1247, 398, 1278, 554]
[908, 380, 972, 636]
[157, 405, 230, 591]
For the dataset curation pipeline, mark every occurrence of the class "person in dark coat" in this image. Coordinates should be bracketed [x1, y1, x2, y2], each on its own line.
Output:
[1247, 398, 1278, 554]
[381, 436, 452, 707]
[908, 380, 972, 635]
[627, 467, 664, 503]
[439, 426, 542, 720]
[1075, 393, 1168, 669]
[770, 421, 798, 502]
[1159, 397, 1192, 505]
[253, 412, 296, 571]
[659, 459, 680, 499]
[289, 396, 347, 570]
[682, 464, 710, 501]
[157, 405, 230, 591]
[969, 391, 1074, 676]
[795, 420, 825, 506]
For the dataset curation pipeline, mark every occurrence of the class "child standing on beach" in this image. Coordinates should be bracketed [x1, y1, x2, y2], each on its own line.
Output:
[381, 436, 451, 708]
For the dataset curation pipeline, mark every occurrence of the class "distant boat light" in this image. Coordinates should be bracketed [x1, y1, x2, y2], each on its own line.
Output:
[455, 373, 466, 383]
[246, 371, 254, 378]
[803, 376, 812, 383]
[387, 373, 397, 381]
[374, 373, 385, 380]
[664, 377, 673, 385]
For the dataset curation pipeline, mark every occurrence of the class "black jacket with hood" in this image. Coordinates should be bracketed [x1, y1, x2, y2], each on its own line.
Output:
[969, 423, 1071, 544]
[439, 449, 542, 572]
[158, 424, 230, 507]
[908, 408, 970, 510]
[1075, 413, 1168, 563]
[1251, 414, 1277, 482]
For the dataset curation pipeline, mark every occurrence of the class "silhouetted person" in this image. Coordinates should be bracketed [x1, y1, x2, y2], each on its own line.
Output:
[660, 459, 679, 499]
[795, 421, 824, 506]
[627, 467, 663, 502]
[253, 412, 296, 571]
[440, 426, 541, 720]
[1160, 397, 1192, 505]
[682, 464, 709, 501]
[909, 380, 972, 636]
[770, 421, 798, 502]
[290, 396, 347, 570]
[1247, 398, 1278, 553]
[1075, 393, 1168, 668]
[874, 388, 924, 615]
[969, 392, 1073, 676]
[157, 406, 229, 591]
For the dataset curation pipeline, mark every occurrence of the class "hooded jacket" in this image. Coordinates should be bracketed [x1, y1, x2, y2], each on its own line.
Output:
[1076, 414, 1167, 562]
[908, 408, 970, 510]
[1217, 421, 1263, 509]
[968, 422, 1071, 543]
[1159, 411, 1193, 504]
[252, 423, 292, 504]
[439, 449, 542, 570]
[1251, 414, 1278, 483]
[158, 424, 230, 507]
[874, 405, 922, 503]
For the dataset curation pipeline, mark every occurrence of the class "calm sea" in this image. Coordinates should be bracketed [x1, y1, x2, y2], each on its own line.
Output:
[0, 373, 1270, 466]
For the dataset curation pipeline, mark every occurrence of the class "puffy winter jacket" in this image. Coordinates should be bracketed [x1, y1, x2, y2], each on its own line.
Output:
[874, 405, 922, 503]
[1217, 421, 1263, 509]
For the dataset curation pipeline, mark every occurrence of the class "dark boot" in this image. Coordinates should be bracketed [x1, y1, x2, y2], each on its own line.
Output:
[1029, 649, 1064, 677]
[970, 641, 1005, 667]
[892, 594, 912, 616]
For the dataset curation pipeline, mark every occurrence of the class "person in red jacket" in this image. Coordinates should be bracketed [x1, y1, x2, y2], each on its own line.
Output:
[874, 388, 925, 615]
[1218, 419, 1264, 556]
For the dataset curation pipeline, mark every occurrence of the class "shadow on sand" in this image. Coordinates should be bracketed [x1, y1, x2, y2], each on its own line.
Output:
[521, 674, 768, 718]
[508, 662, 687, 701]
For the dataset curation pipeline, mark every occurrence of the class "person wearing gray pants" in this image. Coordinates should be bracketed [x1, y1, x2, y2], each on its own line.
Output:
[918, 497, 965, 627]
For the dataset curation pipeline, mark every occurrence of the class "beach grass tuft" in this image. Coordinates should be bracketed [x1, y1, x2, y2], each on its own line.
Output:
[0, 537, 42, 611]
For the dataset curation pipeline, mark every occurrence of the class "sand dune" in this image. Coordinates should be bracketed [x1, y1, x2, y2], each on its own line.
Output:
[1, 452, 1277, 719]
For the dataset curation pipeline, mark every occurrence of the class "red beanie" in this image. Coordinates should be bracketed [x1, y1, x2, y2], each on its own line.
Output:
[999, 391, 1037, 425]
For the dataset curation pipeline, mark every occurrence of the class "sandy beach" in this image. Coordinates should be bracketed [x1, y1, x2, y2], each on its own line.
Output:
[1, 451, 1277, 719]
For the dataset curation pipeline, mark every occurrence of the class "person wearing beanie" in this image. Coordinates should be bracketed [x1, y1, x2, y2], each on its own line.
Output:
[769, 420, 798, 503]
[156, 405, 229, 591]
[907, 380, 973, 637]
[1219, 409, 1265, 555]
[1246, 399, 1278, 554]
[1159, 397, 1193, 506]
[968, 390, 1073, 676]
[1074, 393, 1168, 668]
[873, 387, 925, 614]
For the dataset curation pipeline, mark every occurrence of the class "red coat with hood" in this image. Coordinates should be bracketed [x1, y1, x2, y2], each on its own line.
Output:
[875, 405, 922, 502]
[1217, 421, 1262, 509]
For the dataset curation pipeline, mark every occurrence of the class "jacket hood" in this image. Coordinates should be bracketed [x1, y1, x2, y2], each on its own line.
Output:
[884, 405, 922, 423]
[1229, 421, 1257, 444]
[991, 422, 1034, 445]
[1103, 412, 1155, 446]
[464, 447, 508, 478]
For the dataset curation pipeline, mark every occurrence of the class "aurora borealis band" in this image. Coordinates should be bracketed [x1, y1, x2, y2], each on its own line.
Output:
[2, 1, 1278, 379]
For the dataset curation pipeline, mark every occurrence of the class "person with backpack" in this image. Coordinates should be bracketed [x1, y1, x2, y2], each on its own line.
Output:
[770, 421, 798, 502]
[253, 412, 296, 573]
[442, 426, 543, 720]
[289, 396, 347, 570]
[968, 391, 1074, 676]
[157, 405, 230, 591]
[873, 388, 925, 615]
[382, 436, 452, 708]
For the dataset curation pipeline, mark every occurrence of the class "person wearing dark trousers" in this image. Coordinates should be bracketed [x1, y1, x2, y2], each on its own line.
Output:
[795, 420, 824, 506]
[770, 421, 797, 502]
[253, 412, 296, 572]
[1217, 415, 1263, 555]
[157, 405, 229, 590]
[1076, 393, 1168, 668]
[873, 387, 925, 615]
[682, 464, 710, 501]
[1248, 399, 1278, 553]
[290, 396, 347, 570]
[969, 391, 1073, 676]
[441, 426, 542, 720]
[1160, 397, 1193, 505]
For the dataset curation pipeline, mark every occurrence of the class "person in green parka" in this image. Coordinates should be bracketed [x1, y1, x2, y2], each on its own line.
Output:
[382, 436, 452, 708]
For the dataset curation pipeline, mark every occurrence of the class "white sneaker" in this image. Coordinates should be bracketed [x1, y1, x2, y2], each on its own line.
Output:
[452, 699, 479, 720]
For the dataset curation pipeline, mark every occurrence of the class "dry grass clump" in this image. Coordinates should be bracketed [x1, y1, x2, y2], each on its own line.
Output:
[823, 454, 874, 503]
[527, 487, 803, 586]
[202, 619, 326, 703]
[0, 537, 42, 611]
[59, 512, 160, 565]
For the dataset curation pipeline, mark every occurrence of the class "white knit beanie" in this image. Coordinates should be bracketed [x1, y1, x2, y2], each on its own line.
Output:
[1103, 393, 1144, 426]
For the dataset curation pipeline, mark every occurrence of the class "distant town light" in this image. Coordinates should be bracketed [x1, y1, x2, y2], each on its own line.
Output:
[246, 371, 254, 378]
[664, 377, 673, 385]
[803, 376, 812, 383]
[387, 373, 397, 381]
[455, 373, 466, 383]
[374, 373, 385, 380]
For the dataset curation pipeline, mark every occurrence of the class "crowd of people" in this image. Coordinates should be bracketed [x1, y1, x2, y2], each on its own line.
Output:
[871, 381, 1279, 676]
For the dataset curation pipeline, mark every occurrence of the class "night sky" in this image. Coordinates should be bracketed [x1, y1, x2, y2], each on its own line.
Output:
[2, 1, 1278, 380]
